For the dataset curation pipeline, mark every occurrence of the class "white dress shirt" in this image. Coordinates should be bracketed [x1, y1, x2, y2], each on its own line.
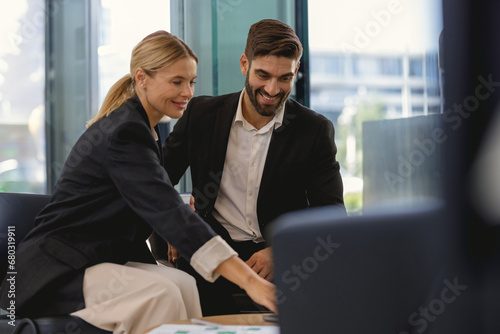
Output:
[212, 90, 285, 242]
[190, 235, 237, 282]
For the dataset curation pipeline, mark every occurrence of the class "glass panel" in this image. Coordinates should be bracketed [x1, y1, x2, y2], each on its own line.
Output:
[45, 0, 170, 192]
[308, 0, 443, 214]
[97, 0, 171, 150]
[45, 0, 95, 191]
[177, 0, 295, 97]
[97, 0, 171, 109]
[0, 0, 46, 193]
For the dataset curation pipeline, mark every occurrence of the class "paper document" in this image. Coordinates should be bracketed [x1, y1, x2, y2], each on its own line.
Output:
[146, 324, 280, 334]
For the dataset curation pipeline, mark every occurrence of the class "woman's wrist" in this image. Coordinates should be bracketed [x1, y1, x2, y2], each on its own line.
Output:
[216, 255, 255, 289]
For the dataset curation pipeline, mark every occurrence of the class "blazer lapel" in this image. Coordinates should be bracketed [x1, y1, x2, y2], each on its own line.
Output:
[210, 93, 240, 177]
[258, 100, 299, 203]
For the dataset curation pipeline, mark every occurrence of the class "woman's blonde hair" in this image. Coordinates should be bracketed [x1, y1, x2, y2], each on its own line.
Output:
[87, 30, 198, 127]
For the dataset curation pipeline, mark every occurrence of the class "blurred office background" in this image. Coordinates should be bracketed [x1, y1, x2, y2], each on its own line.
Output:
[0, 0, 443, 216]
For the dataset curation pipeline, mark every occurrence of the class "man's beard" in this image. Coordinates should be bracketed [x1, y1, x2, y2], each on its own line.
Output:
[244, 75, 289, 117]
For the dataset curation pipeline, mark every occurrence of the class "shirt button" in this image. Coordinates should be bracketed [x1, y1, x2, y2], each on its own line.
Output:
[248, 220, 253, 226]
[249, 191, 253, 196]
[251, 162, 256, 167]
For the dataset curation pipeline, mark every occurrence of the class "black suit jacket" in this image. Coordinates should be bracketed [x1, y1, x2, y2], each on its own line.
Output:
[0, 96, 217, 317]
[163, 92, 345, 242]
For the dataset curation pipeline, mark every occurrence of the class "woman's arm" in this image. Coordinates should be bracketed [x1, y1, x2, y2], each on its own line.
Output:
[216, 255, 277, 314]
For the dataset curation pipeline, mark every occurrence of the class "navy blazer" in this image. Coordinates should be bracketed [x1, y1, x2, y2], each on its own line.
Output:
[163, 92, 346, 242]
[0, 96, 217, 317]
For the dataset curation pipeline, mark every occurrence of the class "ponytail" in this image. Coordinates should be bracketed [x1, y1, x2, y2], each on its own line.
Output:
[86, 75, 135, 127]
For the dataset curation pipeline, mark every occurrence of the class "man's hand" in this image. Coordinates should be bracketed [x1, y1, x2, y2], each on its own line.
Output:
[168, 243, 179, 266]
[189, 195, 195, 211]
[245, 247, 274, 281]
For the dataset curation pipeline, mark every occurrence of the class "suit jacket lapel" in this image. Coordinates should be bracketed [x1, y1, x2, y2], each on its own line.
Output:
[210, 93, 240, 179]
[258, 100, 299, 204]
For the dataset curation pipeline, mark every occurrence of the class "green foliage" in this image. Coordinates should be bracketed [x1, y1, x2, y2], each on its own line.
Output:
[344, 191, 363, 216]
[337, 97, 385, 178]
[337, 96, 385, 215]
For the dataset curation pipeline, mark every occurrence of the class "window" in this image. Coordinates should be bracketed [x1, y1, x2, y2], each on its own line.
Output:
[0, 0, 45, 193]
[411, 88, 425, 95]
[97, 0, 171, 108]
[311, 54, 345, 76]
[44, 0, 170, 191]
[2, 0, 444, 215]
[409, 58, 424, 77]
[353, 56, 381, 77]
[380, 57, 403, 76]
[308, 0, 443, 214]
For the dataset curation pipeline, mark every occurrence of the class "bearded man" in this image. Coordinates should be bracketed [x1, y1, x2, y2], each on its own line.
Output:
[160, 18, 346, 316]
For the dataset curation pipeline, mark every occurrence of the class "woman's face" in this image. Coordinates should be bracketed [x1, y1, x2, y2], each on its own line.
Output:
[138, 57, 197, 126]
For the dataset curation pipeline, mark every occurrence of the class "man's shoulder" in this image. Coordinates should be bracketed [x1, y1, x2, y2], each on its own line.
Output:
[285, 98, 331, 125]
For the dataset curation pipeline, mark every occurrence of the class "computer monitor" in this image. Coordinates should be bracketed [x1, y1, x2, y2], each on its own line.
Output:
[271, 202, 479, 334]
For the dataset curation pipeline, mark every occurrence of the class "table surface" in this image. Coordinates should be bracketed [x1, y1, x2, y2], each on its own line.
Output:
[168, 313, 276, 325]
[144, 313, 277, 333]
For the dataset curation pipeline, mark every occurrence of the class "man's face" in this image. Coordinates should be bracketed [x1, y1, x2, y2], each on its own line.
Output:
[241, 54, 300, 117]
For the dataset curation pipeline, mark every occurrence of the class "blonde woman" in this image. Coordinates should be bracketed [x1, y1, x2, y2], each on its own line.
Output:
[0, 31, 276, 334]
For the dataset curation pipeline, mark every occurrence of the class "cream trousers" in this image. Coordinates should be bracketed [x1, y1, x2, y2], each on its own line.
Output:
[71, 261, 202, 334]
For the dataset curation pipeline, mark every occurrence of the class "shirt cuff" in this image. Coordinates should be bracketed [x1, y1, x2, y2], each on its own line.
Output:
[190, 235, 238, 282]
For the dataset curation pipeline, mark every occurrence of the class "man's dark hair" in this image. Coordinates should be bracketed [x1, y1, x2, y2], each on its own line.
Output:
[244, 19, 303, 62]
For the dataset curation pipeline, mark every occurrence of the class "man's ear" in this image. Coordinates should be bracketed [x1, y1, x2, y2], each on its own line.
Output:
[294, 61, 301, 76]
[240, 54, 250, 76]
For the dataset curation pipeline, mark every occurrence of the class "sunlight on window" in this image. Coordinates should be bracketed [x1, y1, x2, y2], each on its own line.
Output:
[0, 0, 45, 193]
[97, 0, 170, 109]
[308, 0, 443, 214]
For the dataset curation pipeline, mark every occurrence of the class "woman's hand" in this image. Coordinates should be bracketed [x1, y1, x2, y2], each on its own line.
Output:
[241, 272, 277, 313]
[215, 255, 277, 314]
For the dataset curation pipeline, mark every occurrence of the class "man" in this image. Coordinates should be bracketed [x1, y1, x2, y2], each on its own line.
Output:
[161, 18, 346, 315]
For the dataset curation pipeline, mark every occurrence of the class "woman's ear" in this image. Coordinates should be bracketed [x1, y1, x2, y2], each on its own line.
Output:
[135, 67, 146, 87]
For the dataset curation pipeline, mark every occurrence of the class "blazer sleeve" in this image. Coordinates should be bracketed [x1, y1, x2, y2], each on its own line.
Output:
[306, 118, 346, 211]
[104, 120, 216, 261]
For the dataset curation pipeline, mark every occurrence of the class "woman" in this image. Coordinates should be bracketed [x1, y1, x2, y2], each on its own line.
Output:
[0, 31, 276, 333]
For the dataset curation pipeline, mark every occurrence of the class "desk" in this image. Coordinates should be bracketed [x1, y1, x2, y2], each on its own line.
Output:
[144, 313, 277, 333]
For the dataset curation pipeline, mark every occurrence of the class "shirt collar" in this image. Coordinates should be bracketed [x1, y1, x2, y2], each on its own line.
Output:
[234, 89, 285, 132]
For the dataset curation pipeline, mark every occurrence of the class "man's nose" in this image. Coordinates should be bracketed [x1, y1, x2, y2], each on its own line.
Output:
[264, 79, 280, 97]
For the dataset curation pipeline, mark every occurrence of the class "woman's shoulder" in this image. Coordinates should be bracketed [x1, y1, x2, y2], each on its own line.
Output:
[84, 102, 150, 146]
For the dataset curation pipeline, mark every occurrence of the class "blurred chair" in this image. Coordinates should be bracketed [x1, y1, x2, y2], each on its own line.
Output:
[0, 192, 110, 334]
